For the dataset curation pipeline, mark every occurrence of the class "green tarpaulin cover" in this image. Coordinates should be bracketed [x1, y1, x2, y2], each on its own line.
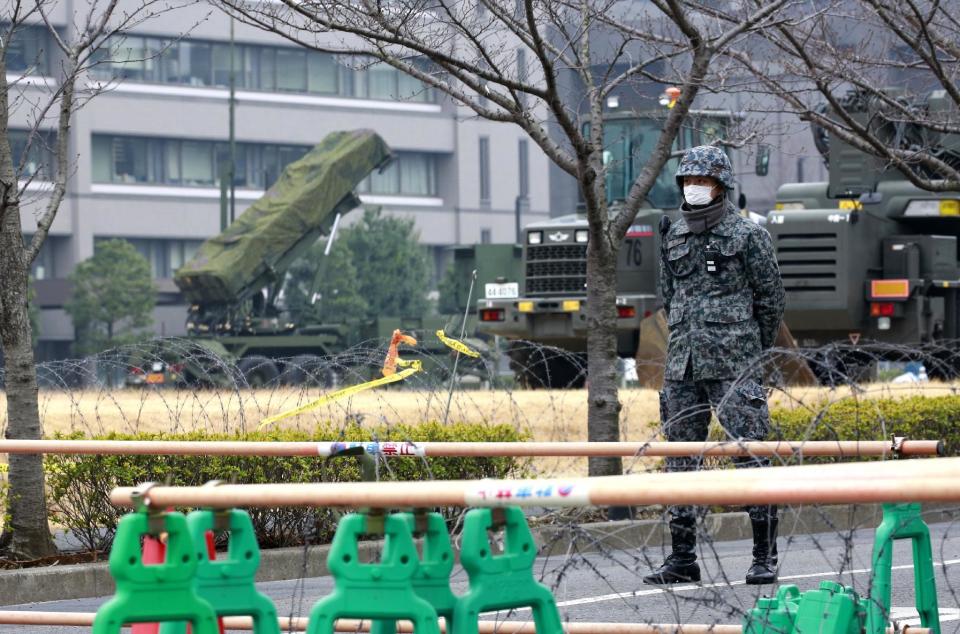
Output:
[175, 129, 391, 304]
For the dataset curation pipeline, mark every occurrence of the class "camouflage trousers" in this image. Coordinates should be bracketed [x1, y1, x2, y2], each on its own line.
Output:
[659, 376, 777, 523]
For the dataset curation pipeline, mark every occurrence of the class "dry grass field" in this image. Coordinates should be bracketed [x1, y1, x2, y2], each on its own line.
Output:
[0, 380, 955, 477]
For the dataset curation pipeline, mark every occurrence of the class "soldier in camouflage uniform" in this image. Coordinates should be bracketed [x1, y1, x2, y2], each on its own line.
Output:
[643, 145, 785, 586]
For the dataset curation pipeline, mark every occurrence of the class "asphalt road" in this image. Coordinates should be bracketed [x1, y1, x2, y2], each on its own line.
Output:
[1, 521, 958, 633]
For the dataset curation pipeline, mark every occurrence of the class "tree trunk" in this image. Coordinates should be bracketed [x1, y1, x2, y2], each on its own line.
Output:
[0, 62, 58, 559]
[585, 218, 623, 478]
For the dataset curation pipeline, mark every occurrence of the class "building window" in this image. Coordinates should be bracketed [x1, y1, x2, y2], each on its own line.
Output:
[516, 48, 528, 107]
[356, 153, 439, 196]
[4, 23, 53, 75]
[182, 141, 215, 186]
[276, 48, 307, 92]
[398, 68, 430, 102]
[518, 139, 529, 198]
[95, 237, 203, 278]
[368, 62, 398, 100]
[92, 134, 312, 189]
[25, 235, 63, 280]
[481, 228, 491, 244]
[307, 51, 338, 94]
[479, 136, 491, 205]
[10, 129, 56, 180]
[92, 134, 443, 197]
[91, 35, 435, 102]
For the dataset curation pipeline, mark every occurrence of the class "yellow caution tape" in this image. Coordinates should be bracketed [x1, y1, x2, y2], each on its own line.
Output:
[260, 329, 423, 429]
[436, 329, 480, 358]
[258, 362, 422, 429]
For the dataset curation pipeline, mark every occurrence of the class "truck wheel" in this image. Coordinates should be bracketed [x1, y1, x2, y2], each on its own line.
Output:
[536, 352, 587, 389]
[808, 349, 876, 386]
[282, 355, 338, 388]
[922, 346, 960, 380]
[237, 355, 280, 388]
[507, 342, 536, 388]
[508, 342, 586, 389]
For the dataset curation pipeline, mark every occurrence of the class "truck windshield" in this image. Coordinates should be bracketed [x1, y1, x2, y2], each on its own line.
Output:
[602, 118, 682, 210]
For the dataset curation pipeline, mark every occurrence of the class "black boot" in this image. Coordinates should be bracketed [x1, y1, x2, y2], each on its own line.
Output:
[745, 516, 778, 585]
[643, 517, 701, 585]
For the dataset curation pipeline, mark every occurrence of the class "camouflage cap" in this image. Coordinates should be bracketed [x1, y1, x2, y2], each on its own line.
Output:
[675, 145, 734, 190]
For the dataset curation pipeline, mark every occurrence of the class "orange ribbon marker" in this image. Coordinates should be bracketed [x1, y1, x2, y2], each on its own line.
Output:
[258, 330, 422, 429]
[382, 329, 418, 377]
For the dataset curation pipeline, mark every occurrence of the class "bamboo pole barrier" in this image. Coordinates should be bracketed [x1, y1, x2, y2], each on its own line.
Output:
[0, 612, 928, 634]
[0, 439, 942, 458]
[111, 456, 960, 510]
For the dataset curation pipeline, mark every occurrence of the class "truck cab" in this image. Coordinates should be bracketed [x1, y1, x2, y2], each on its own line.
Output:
[765, 89, 960, 378]
[477, 111, 739, 386]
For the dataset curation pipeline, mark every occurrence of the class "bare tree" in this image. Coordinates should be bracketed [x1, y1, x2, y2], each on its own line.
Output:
[0, 0, 176, 558]
[216, 0, 792, 477]
[724, 0, 960, 191]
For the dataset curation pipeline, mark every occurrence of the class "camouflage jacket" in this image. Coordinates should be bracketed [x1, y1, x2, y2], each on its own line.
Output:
[659, 203, 785, 381]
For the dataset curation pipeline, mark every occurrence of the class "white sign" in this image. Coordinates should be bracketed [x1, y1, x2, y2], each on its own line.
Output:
[465, 479, 590, 507]
[485, 282, 519, 299]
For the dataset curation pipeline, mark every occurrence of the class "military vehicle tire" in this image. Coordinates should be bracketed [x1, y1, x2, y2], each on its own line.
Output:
[922, 345, 960, 380]
[538, 352, 587, 389]
[282, 354, 338, 387]
[237, 355, 280, 388]
[508, 342, 586, 389]
[807, 348, 875, 386]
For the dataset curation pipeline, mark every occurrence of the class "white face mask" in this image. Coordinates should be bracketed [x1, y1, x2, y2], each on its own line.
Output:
[683, 184, 716, 206]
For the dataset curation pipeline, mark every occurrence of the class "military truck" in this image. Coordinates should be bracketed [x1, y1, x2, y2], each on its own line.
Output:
[476, 110, 756, 387]
[133, 130, 495, 387]
[765, 89, 960, 378]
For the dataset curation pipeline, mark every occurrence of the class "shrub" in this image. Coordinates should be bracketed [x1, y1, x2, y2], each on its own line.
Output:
[769, 395, 958, 456]
[44, 422, 529, 553]
[643, 394, 956, 473]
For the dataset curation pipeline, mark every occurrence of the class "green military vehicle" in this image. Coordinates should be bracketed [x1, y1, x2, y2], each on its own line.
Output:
[476, 110, 755, 387]
[131, 130, 501, 388]
[766, 89, 960, 378]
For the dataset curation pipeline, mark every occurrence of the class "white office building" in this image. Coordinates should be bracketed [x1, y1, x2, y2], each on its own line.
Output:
[8, 2, 553, 360]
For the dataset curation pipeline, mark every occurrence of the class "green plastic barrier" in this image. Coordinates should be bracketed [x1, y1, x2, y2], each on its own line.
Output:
[159, 509, 279, 634]
[793, 581, 865, 634]
[743, 585, 801, 634]
[865, 503, 941, 634]
[92, 510, 219, 634]
[744, 502, 942, 634]
[306, 513, 441, 634]
[371, 512, 458, 634]
[452, 507, 562, 634]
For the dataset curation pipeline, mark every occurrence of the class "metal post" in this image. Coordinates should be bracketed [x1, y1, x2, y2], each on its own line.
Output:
[442, 269, 477, 425]
[515, 196, 522, 243]
[219, 163, 229, 232]
[228, 18, 237, 224]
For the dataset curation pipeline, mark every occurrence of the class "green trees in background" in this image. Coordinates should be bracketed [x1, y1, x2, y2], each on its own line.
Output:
[285, 207, 431, 323]
[66, 240, 156, 355]
[285, 237, 368, 324]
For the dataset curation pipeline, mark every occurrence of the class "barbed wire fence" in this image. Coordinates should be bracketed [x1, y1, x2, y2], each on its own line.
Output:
[0, 335, 957, 631]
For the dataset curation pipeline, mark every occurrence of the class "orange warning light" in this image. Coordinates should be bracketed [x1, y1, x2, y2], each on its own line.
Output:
[870, 279, 910, 299]
[661, 86, 681, 109]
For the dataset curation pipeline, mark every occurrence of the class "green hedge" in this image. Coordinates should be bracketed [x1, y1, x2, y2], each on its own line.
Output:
[45, 422, 530, 553]
[770, 395, 957, 456]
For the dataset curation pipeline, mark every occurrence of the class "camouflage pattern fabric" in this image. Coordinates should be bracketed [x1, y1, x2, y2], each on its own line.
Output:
[657, 187, 784, 525]
[659, 375, 776, 522]
[674, 145, 734, 190]
[659, 202, 785, 381]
